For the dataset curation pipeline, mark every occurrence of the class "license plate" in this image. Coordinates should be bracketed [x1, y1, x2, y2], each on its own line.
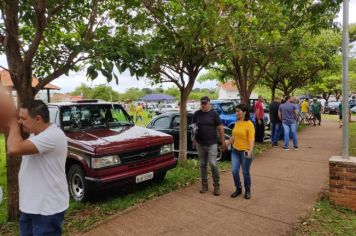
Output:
[135, 172, 154, 183]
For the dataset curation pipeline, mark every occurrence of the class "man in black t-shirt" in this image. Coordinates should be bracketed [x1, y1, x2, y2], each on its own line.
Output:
[269, 96, 282, 147]
[192, 96, 227, 196]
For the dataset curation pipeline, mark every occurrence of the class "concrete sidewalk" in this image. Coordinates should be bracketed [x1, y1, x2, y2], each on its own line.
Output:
[81, 119, 342, 236]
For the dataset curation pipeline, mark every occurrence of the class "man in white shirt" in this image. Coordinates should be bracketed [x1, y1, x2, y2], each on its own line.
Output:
[7, 100, 69, 236]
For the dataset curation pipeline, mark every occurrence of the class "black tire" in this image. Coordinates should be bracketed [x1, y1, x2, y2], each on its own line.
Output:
[153, 172, 166, 183]
[67, 164, 89, 202]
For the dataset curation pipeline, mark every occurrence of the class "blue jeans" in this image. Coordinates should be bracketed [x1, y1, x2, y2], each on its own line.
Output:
[20, 211, 65, 236]
[282, 122, 298, 148]
[231, 150, 252, 190]
[271, 123, 281, 145]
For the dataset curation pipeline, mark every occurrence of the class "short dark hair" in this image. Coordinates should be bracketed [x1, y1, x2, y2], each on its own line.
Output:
[236, 104, 250, 121]
[21, 100, 50, 123]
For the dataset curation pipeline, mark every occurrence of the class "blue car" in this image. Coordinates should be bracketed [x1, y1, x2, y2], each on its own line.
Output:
[210, 100, 255, 129]
[210, 100, 270, 140]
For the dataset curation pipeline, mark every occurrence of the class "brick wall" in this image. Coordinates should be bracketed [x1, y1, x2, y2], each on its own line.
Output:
[329, 156, 356, 211]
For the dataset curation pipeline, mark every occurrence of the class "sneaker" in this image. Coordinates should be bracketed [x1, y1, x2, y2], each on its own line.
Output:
[294, 147, 299, 150]
[283, 147, 290, 151]
[272, 143, 278, 147]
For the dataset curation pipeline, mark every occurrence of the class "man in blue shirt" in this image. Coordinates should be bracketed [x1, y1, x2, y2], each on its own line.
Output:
[278, 96, 299, 150]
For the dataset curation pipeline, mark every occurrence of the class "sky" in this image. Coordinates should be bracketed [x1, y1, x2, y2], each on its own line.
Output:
[1, 1, 356, 94]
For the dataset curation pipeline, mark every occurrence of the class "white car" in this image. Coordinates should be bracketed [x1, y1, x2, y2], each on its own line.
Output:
[154, 103, 179, 114]
[351, 106, 356, 113]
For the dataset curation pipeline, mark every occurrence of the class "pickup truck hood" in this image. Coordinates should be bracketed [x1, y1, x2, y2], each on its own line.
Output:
[66, 125, 173, 155]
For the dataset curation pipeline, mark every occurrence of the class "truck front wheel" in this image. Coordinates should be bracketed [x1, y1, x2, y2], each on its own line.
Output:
[67, 164, 89, 202]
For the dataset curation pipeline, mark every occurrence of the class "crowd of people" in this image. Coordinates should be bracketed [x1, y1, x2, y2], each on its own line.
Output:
[191, 94, 330, 201]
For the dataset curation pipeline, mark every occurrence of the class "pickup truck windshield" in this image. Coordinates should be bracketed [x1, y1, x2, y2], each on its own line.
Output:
[61, 104, 133, 131]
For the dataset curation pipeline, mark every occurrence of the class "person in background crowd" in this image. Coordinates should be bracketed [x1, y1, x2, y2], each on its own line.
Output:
[254, 95, 264, 143]
[129, 102, 135, 113]
[135, 102, 144, 124]
[278, 96, 299, 150]
[192, 96, 227, 196]
[320, 98, 326, 114]
[300, 98, 309, 125]
[292, 96, 300, 124]
[7, 100, 69, 236]
[269, 96, 282, 147]
[310, 98, 322, 126]
[158, 101, 163, 114]
[226, 104, 255, 199]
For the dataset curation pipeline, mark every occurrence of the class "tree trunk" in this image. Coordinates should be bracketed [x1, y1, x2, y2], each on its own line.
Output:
[283, 89, 289, 98]
[6, 149, 21, 221]
[6, 82, 35, 221]
[178, 92, 189, 162]
[271, 84, 276, 102]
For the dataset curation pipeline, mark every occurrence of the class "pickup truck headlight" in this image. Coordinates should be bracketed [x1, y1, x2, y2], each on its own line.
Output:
[91, 155, 121, 169]
[160, 143, 173, 155]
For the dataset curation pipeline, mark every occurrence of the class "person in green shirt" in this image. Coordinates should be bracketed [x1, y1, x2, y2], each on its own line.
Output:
[310, 98, 321, 126]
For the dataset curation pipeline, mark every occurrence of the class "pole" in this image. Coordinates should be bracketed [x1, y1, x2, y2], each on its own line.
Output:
[342, 0, 349, 159]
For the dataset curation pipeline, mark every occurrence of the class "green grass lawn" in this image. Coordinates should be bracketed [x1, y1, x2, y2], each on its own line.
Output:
[294, 193, 356, 236]
[294, 117, 356, 235]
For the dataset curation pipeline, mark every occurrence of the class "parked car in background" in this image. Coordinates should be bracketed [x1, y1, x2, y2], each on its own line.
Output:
[350, 99, 356, 109]
[324, 101, 340, 114]
[210, 100, 240, 129]
[351, 106, 356, 114]
[154, 103, 179, 115]
[210, 100, 270, 129]
[186, 102, 200, 112]
[146, 112, 232, 161]
[48, 100, 177, 202]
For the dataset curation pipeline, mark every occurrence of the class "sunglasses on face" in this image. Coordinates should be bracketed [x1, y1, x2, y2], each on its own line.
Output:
[201, 102, 208, 105]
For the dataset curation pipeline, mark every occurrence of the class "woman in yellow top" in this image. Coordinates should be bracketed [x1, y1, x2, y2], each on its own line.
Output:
[227, 104, 255, 199]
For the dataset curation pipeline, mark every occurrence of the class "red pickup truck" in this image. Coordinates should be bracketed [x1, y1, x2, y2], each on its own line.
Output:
[48, 100, 177, 201]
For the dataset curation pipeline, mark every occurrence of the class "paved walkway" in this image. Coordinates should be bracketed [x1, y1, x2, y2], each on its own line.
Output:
[81, 119, 342, 236]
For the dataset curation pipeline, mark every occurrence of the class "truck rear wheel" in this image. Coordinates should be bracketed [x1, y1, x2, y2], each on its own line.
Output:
[67, 164, 89, 202]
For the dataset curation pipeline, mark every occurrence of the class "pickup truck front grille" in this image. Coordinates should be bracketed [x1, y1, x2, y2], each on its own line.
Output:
[120, 147, 161, 164]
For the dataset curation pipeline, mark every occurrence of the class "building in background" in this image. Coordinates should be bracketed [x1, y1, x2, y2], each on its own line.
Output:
[0, 70, 60, 103]
[218, 81, 257, 100]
